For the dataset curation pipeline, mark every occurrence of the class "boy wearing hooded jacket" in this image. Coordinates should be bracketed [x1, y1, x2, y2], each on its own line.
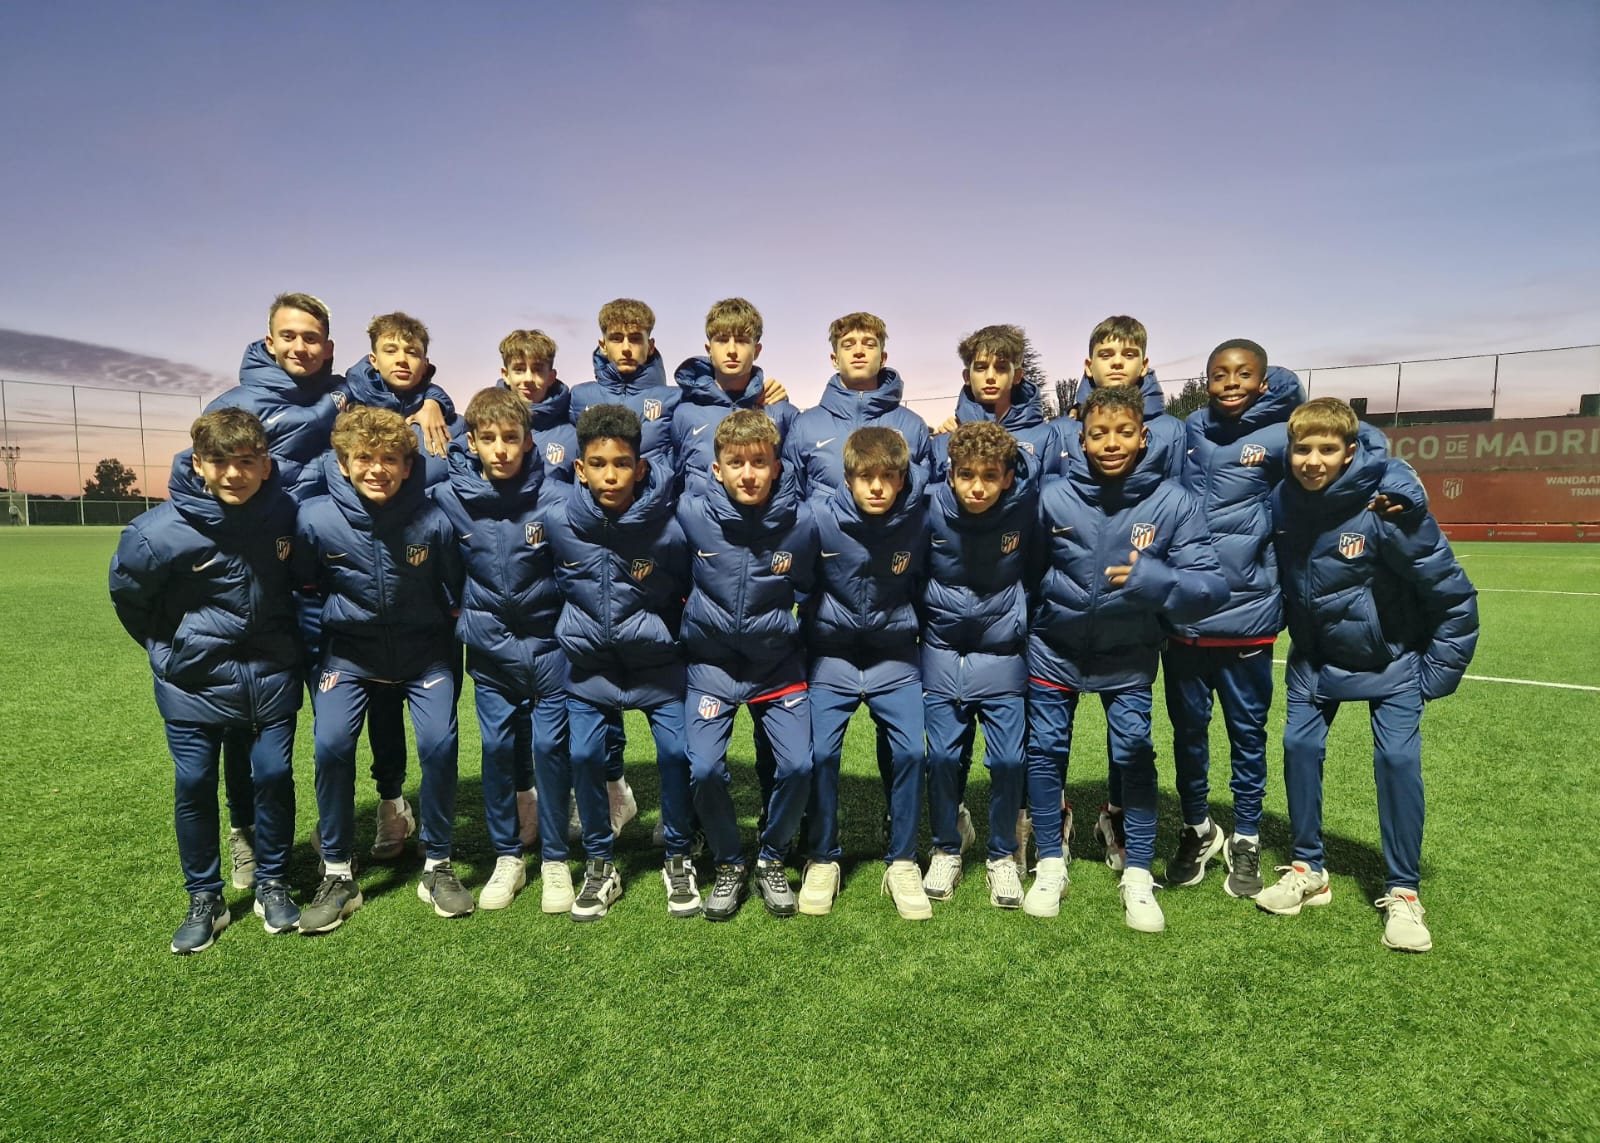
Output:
[547, 404, 695, 921]
[1024, 385, 1227, 932]
[1259, 398, 1477, 953]
[110, 408, 302, 952]
[294, 407, 467, 933]
[679, 410, 818, 921]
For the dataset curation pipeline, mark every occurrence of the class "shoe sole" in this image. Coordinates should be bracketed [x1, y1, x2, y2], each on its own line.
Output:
[299, 891, 363, 934]
[570, 884, 622, 922]
[987, 876, 1023, 910]
[660, 866, 704, 917]
[1382, 933, 1433, 953]
[253, 900, 300, 935]
[543, 894, 575, 913]
[756, 889, 798, 918]
[1125, 908, 1166, 933]
[478, 878, 526, 911]
[417, 881, 475, 918]
[1167, 829, 1227, 888]
[1255, 888, 1332, 917]
[171, 914, 230, 954]
[882, 878, 932, 920]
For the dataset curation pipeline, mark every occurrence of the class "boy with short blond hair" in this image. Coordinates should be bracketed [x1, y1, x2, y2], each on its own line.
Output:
[294, 406, 467, 932]
[110, 408, 303, 952]
[922, 420, 1037, 908]
[1260, 398, 1476, 953]
[804, 426, 931, 920]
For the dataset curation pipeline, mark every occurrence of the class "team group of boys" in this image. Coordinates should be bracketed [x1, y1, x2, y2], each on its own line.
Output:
[109, 292, 1478, 957]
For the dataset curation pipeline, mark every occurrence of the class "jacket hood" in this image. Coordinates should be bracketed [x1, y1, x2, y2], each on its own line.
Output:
[953, 378, 1045, 433]
[704, 452, 802, 536]
[238, 339, 337, 403]
[168, 448, 286, 531]
[591, 346, 668, 393]
[344, 358, 439, 418]
[1191, 365, 1305, 442]
[673, 356, 768, 409]
[496, 377, 573, 431]
[929, 445, 1035, 529]
[1278, 435, 1386, 522]
[446, 436, 546, 509]
[1065, 430, 1167, 509]
[566, 445, 676, 536]
[1077, 368, 1166, 419]
[818, 367, 908, 421]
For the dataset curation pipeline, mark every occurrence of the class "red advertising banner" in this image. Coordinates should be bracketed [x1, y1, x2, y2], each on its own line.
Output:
[1384, 416, 1600, 472]
[1422, 468, 1600, 523]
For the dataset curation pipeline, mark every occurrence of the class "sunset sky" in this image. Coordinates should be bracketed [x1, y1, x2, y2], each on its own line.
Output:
[2, 1, 1597, 494]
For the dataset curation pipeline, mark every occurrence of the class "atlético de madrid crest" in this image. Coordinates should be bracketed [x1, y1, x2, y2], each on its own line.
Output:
[1338, 532, 1365, 559]
[545, 442, 565, 466]
[1129, 523, 1156, 551]
[630, 558, 654, 581]
[643, 398, 662, 421]
[770, 551, 792, 575]
[406, 544, 429, 566]
[525, 522, 544, 546]
[276, 536, 291, 561]
[698, 694, 721, 720]
[1239, 443, 1266, 466]
[891, 551, 911, 575]
[1001, 531, 1020, 555]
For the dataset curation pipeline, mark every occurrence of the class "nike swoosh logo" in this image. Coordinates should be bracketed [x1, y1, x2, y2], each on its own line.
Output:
[821, 551, 840, 558]
[421, 676, 448, 689]
[782, 695, 804, 708]
[691, 425, 709, 436]
[459, 532, 473, 539]
[1059, 449, 1072, 458]
[1240, 649, 1266, 658]
[1188, 448, 1197, 455]
[562, 561, 580, 568]
[816, 438, 835, 448]
[192, 555, 220, 571]
[696, 550, 718, 558]
[931, 538, 947, 545]
[263, 412, 287, 428]
[1052, 526, 1072, 535]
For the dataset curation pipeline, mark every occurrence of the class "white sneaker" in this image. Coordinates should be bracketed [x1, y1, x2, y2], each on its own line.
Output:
[1256, 861, 1333, 916]
[371, 797, 416, 861]
[1120, 867, 1165, 932]
[540, 861, 575, 914]
[608, 779, 638, 837]
[986, 857, 1024, 909]
[955, 803, 976, 855]
[1375, 888, 1432, 952]
[881, 860, 932, 920]
[798, 861, 841, 916]
[479, 855, 527, 910]
[1023, 856, 1069, 918]
[516, 788, 539, 851]
[923, 852, 963, 901]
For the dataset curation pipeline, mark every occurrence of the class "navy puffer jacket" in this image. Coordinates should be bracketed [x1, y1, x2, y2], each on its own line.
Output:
[1029, 447, 1227, 691]
[921, 450, 1038, 699]
[546, 458, 688, 698]
[678, 464, 817, 675]
[500, 378, 580, 484]
[807, 464, 929, 662]
[569, 349, 680, 470]
[670, 356, 798, 497]
[109, 451, 302, 725]
[431, 444, 564, 696]
[205, 340, 343, 503]
[1272, 442, 1477, 702]
[336, 360, 462, 488]
[293, 454, 463, 680]
[783, 369, 932, 500]
[1064, 369, 1183, 481]
[930, 380, 1062, 479]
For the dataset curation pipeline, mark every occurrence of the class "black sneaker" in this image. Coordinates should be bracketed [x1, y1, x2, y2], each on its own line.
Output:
[1167, 820, 1226, 887]
[570, 859, 622, 922]
[298, 874, 363, 934]
[1223, 835, 1264, 898]
[171, 891, 229, 954]
[661, 855, 702, 918]
[754, 859, 797, 917]
[253, 879, 300, 934]
[704, 863, 748, 922]
[417, 861, 475, 918]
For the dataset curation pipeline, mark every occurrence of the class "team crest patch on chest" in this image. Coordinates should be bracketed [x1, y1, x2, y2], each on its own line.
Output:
[331, 391, 347, 412]
[770, 551, 792, 575]
[1338, 532, 1366, 559]
[1001, 531, 1020, 555]
[318, 670, 340, 693]
[545, 441, 565, 466]
[697, 694, 722, 719]
[891, 551, 911, 575]
[525, 522, 544, 546]
[630, 558, 654, 581]
[643, 398, 662, 421]
[406, 544, 430, 566]
[1239, 443, 1266, 466]
[276, 536, 291, 560]
[1019, 441, 1035, 455]
[1129, 523, 1156, 551]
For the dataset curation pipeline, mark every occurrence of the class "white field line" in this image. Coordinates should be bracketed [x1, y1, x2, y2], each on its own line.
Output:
[1270, 660, 1600, 693]
[1476, 588, 1600, 597]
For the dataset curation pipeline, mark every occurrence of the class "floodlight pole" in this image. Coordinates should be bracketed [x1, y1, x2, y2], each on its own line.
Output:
[0, 444, 21, 526]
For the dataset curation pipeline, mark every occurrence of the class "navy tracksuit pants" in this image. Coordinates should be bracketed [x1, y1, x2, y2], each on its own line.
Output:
[1283, 674, 1425, 891]
[1163, 640, 1273, 835]
[568, 698, 691, 863]
[473, 678, 571, 860]
[689, 687, 813, 866]
[165, 718, 296, 895]
[925, 694, 1025, 861]
[808, 680, 925, 863]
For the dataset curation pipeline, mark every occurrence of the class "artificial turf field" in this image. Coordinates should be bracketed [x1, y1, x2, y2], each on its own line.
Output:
[1, 529, 1595, 1142]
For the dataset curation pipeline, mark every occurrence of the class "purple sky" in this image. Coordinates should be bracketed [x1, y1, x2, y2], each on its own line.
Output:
[2, 0, 1597, 453]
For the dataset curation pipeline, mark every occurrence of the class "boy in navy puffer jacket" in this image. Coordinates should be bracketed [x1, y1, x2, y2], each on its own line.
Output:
[679, 410, 819, 921]
[109, 408, 301, 953]
[1024, 385, 1227, 933]
[431, 387, 568, 914]
[930, 324, 1062, 478]
[294, 407, 466, 933]
[1162, 340, 1429, 899]
[569, 299, 681, 472]
[1258, 398, 1477, 953]
[803, 427, 931, 921]
[922, 421, 1038, 911]
[547, 404, 694, 922]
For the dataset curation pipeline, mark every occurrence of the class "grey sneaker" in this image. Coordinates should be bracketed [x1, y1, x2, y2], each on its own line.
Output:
[299, 874, 363, 934]
[253, 879, 300, 934]
[1376, 888, 1433, 953]
[171, 891, 229, 954]
[370, 798, 416, 861]
[705, 864, 748, 921]
[754, 859, 797, 917]
[570, 859, 622, 922]
[923, 852, 963, 901]
[1167, 820, 1226, 887]
[417, 861, 475, 918]
[228, 827, 256, 890]
[661, 855, 703, 918]
[1223, 835, 1264, 898]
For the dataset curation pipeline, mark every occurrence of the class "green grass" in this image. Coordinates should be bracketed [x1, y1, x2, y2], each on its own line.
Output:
[2, 530, 1596, 1141]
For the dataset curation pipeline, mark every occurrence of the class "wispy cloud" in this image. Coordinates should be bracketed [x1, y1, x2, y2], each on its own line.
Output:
[0, 329, 227, 395]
